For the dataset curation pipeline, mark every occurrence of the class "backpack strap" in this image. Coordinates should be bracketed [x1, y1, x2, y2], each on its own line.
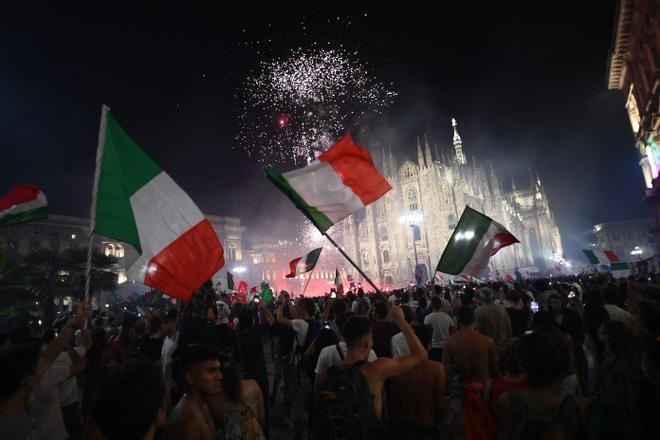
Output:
[336, 342, 344, 360]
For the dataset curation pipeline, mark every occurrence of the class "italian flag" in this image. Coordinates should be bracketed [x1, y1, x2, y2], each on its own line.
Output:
[582, 249, 621, 264]
[0, 185, 48, 228]
[91, 106, 225, 301]
[265, 134, 392, 232]
[582, 249, 628, 271]
[227, 272, 248, 293]
[285, 247, 322, 278]
[436, 206, 519, 277]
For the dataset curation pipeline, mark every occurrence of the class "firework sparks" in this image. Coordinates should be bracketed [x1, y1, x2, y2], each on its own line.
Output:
[237, 48, 396, 165]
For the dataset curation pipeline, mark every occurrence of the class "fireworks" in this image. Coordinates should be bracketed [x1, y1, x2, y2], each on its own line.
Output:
[237, 48, 396, 165]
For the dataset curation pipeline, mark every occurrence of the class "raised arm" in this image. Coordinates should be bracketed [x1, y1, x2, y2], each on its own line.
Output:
[38, 303, 87, 375]
[365, 305, 426, 381]
[275, 295, 293, 328]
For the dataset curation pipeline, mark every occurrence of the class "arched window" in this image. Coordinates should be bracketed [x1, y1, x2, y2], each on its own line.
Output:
[383, 250, 390, 263]
[408, 188, 418, 211]
[380, 226, 388, 241]
[361, 250, 369, 267]
[448, 214, 456, 230]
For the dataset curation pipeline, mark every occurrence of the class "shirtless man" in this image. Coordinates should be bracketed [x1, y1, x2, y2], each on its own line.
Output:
[341, 304, 427, 419]
[166, 345, 222, 440]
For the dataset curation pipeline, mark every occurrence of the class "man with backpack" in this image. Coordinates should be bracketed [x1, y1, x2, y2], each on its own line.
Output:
[314, 304, 427, 439]
[276, 295, 321, 440]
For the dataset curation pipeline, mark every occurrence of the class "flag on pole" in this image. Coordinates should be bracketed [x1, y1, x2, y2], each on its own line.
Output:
[265, 134, 392, 232]
[90, 108, 225, 301]
[334, 267, 344, 294]
[0, 185, 48, 228]
[227, 272, 248, 293]
[436, 206, 519, 278]
[286, 248, 322, 278]
[261, 282, 273, 305]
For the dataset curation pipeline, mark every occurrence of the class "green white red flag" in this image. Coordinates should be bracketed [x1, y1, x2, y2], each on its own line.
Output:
[436, 206, 519, 278]
[90, 106, 225, 301]
[285, 247, 322, 278]
[265, 134, 392, 233]
[0, 185, 48, 228]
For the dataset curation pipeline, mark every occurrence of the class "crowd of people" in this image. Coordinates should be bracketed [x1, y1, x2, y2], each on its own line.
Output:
[1, 272, 659, 439]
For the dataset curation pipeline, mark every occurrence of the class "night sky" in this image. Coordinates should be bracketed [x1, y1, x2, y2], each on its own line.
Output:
[1, 2, 648, 260]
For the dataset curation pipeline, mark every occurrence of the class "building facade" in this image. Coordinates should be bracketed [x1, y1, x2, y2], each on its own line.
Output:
[335, 119, 564, 286]
[607, 0, 660, 252]
[0, 214, 244, 289]
[593, 218, 655, 261]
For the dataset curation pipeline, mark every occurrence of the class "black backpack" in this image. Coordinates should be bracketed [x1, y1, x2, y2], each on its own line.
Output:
[313, 361, 383, 440]
[293, 320, 321, 373]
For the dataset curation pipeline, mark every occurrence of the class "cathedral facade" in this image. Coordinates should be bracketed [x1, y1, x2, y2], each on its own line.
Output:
[337, 119, 563, 286]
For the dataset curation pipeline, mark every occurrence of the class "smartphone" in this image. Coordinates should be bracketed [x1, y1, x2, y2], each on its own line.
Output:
[254, 298, 261, 303]
[330, 292, 337, 299]
[530, 301, 539, 313]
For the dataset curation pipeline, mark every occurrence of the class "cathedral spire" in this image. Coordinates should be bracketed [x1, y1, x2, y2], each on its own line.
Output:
[424, 133, 433, 166]
[416, 136, 425, 168]
[452, 117, 466, 165]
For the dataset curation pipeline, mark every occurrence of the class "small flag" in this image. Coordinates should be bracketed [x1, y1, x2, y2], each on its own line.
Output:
[265, 133, 392, 232]
[285, 248, 322, 278]
[0, 185, 48, 228]
[90, 107, 224, 301]
[436, 206, 519, 278]
[227, 272, 248, 293]
[261, 282, 273, 305]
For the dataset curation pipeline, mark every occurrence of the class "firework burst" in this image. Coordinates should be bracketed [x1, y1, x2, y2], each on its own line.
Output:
[237, 48, 396, 165]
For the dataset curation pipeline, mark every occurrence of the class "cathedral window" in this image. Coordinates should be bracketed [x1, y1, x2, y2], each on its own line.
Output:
[361, 250, 369, 267]
[383, 250, 390, 263]
[408, 188, 418, 211]
[380, 226, 388, 241]
[448, 214, 456, 230]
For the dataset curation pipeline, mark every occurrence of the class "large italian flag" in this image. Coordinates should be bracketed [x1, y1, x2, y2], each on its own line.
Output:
[91, 106, 225, 301]
[582, 249, 628, 271]
[582, 249, 621, 265]
[436, 206, 519, 277]
[265, 134, 392, 232]
[0, 185, 48, 228]
[285, 247, 322, 278]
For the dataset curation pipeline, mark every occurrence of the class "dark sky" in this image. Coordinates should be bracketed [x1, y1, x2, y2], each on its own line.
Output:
[1, 2, 648, 260]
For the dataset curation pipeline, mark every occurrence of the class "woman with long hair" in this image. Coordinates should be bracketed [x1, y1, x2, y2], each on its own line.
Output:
[207, 353, 265, 440]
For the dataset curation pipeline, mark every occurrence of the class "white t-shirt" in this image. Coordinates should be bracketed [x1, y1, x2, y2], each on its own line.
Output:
[55, 346, 86, 406]
[291, 319, 310, 353]
[424, 311, 455, 349]
[161, 334, 177, 378]
[314, 342, 378, 374]
[604, 304, 634, 328]
[30, 362, 69, 440]
[391, 332, 410, 358]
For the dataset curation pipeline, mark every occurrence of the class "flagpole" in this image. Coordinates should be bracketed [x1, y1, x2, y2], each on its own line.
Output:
[84, 104, 110, 304]
[301, 268, 314, 297]
[322, 232, 381, 294]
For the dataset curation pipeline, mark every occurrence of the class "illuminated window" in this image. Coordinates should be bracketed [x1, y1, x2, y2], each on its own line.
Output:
[408, 188, 418, 211]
